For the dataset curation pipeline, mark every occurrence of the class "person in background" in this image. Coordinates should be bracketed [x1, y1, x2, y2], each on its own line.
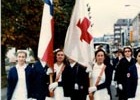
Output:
[113, 49, 123, 97]
[7, 50, 33, 100]
[116, 46, 136, 100]
[112, 50, 119, 70]
[88, 49, 112, 100]
[31, 59, 53, 100]
[113, 49, 123, 70]
[127, 49, 140, 100]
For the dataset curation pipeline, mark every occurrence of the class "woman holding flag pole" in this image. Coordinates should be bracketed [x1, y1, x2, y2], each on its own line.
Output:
[87, 49, 112, 100]
[49, 49, 71, 100]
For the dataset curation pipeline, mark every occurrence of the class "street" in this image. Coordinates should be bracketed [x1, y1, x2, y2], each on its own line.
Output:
[1, 87, 7, 100]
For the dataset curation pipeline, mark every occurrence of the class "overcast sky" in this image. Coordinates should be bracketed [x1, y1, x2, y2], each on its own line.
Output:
[91, 0, 140, 37]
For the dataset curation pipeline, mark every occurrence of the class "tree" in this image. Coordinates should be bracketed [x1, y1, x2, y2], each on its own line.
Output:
[54, 0, 75, 49]
[1, 0, 43, 77]
[1, 0, 75, 76]
[1, 0, 44, 59]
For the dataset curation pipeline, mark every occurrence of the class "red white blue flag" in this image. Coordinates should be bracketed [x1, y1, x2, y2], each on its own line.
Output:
[38, 0, 54, 67]
[64, 0, 95, 67]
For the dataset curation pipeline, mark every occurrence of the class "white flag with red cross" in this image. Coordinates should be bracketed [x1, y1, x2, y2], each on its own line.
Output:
[64, 0, 95, 67]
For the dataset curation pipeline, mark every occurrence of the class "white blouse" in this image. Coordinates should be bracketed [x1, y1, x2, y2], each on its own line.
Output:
[92, 63, 105, 86]
[54, 63, 64, 82]
[135, 63, 140, 100]
[11, 64, 28, 100]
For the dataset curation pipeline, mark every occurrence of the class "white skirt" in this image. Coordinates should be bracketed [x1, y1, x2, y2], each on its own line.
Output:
[134, 80, 140, 100]
[86, 88, 110, 100]
[45, 87, 71, 100]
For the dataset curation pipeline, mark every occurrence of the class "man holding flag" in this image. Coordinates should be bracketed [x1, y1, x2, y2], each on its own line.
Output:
[32, 0, 54, 100]
[64, 0, 95, 100]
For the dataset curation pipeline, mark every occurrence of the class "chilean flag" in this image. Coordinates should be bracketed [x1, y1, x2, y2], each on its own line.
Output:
[64, 0, 95, 67]
[38, 0, 54, 68]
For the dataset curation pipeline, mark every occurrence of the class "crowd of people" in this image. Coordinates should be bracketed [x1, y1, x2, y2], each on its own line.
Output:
[7, 46, 140, 100]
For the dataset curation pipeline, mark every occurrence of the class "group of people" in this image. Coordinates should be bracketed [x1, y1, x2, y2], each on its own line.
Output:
[113, 46, 140, 100]
[7, 46, 140, 100]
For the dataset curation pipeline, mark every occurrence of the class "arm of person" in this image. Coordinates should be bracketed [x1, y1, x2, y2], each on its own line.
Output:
[97, 65, 113, 90]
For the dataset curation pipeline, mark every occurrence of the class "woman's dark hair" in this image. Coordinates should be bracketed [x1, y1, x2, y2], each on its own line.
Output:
[95, 49, 106, 57]
[54, 49, 66, 64]
[135, 49, 140, 58]
[95, 49, 111, 65]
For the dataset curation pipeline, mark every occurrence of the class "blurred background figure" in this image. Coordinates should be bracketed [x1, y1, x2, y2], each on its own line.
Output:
[113, 49, 123, 97]
[127, 49, 140, 100]
[116, 46, 136, 100]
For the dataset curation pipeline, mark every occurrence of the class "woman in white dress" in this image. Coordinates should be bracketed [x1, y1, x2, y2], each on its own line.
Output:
[127, 49, 140, 100]
[88, 49, 112, 100]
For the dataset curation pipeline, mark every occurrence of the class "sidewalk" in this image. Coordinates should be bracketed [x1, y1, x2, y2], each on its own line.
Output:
[1, 87, 7, 100]
[111, 85, 118, 100]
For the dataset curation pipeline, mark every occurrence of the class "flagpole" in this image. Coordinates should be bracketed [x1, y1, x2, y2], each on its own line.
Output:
[37, 0, 54, 97]
[88, 65, 94, 100]
[49, 72, 54, 97]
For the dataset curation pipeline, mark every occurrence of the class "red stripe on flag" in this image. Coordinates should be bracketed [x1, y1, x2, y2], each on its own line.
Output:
[38, 2, 54, 68]
[42, 19, 54, 68]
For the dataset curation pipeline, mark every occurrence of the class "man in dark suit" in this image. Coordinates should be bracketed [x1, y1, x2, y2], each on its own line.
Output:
[65, 58, 89, 100]
[31, 60, 52, 100]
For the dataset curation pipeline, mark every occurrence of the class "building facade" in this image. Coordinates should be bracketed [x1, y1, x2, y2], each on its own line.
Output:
[131, 12, 140, 46]
[114, 19, 132, 47]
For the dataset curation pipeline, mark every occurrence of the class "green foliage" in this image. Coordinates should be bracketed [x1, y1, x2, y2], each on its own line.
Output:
[1, 0, 75, 76]
[1, 0, 75, 49]
[54, 0, 75, 48]
[1, 0, 43, 48]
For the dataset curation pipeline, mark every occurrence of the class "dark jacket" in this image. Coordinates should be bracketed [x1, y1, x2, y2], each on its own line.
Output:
[58, 62, 89, 98]
[115, 57, 136, 99]
[7, 65, 33, 100]
[112, 57, 119, 70]
[116, 57, 136, 85]
[127, 64, 138, 98]
[32, 61, 50, 100]
[96, 64, 113, 91]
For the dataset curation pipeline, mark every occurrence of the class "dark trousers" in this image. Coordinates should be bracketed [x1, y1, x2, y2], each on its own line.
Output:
[71, 90, 87, 100]
[118, 89, 127, 100]
[107, 86, 112, 100]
